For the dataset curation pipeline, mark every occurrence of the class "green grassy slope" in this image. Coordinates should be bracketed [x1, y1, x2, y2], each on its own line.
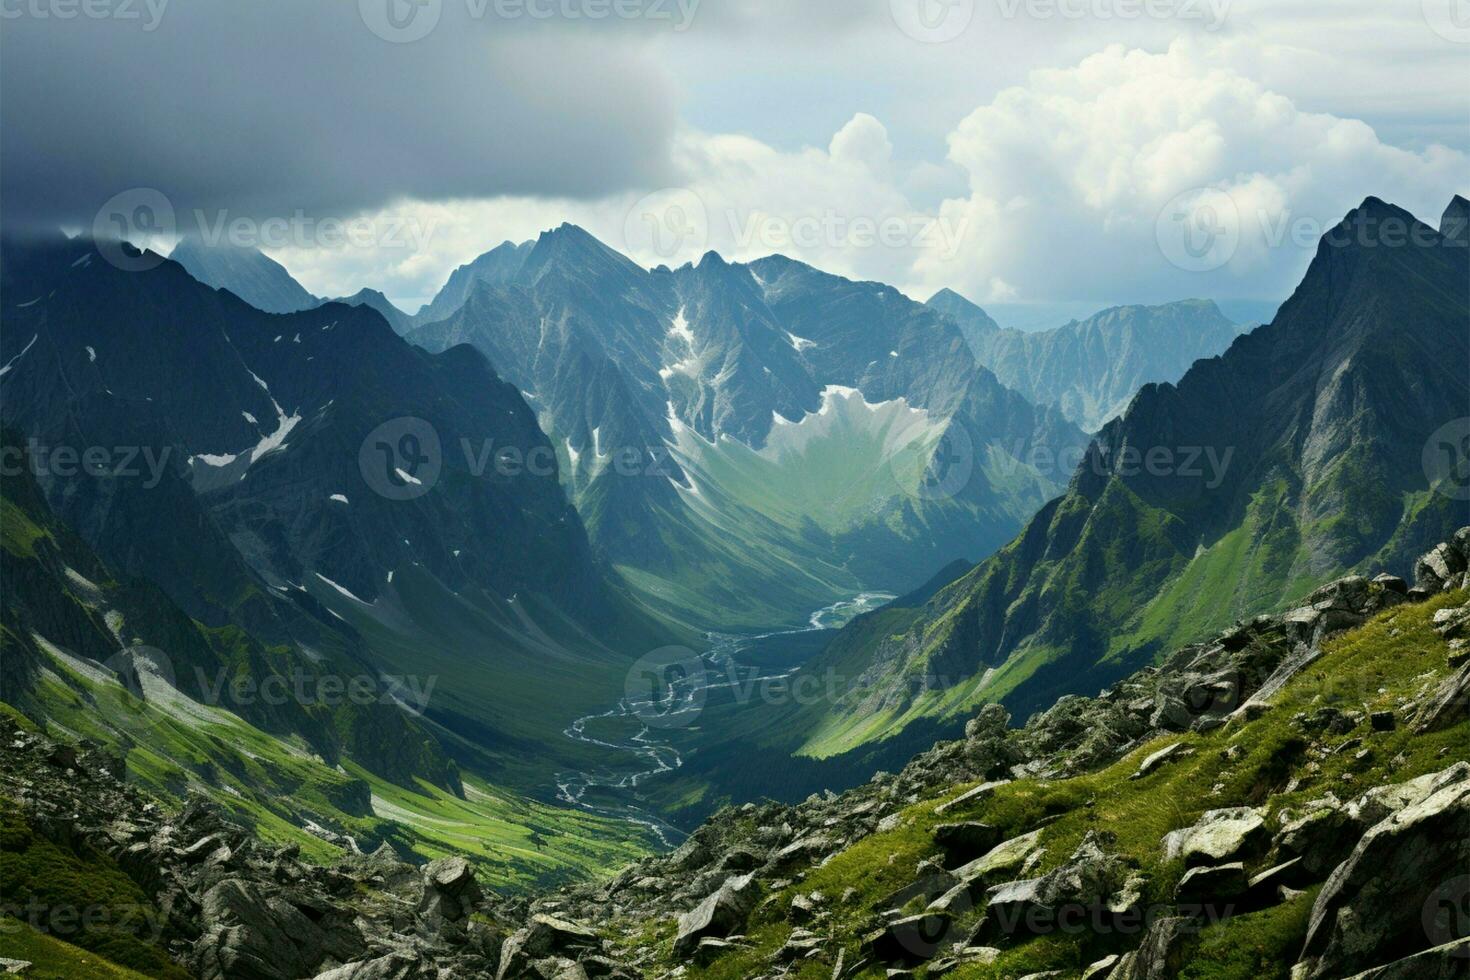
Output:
[636, 587, 1469, 978]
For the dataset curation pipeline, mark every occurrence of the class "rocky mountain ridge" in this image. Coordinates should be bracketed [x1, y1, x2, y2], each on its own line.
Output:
[5, 529, 1466, 979]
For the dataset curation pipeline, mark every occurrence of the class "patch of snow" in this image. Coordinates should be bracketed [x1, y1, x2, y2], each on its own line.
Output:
[659, 356, 700, 381]
[63, 566, 101, 594]
[394, 467, 421, 486]
[242, 411, 258, 425]
[785, 331, 816, 352]
[273, 336, 282, 343]
[16, 298, 41, 309]
[565, 438, 581, 468]
[387, 570, 394, 583]
[315, 573, 371, 606]
[86, 346, 97, 362]
[329, 493, 349, 504]
[292, 333, 301, 343]
[192, 452, 239, 468]
[669, 307, 695, 346]
[71, 253, 93, 268]
[247, 408, 300, 468]
[890, 350, 900, 357]
[0, 334, 39, 377]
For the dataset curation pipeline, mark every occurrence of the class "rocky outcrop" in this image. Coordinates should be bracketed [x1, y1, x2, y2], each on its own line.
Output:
[671, 874, 758, 958]
[1301, 769, 1470, 979]
[1161, 807, 1267, 867]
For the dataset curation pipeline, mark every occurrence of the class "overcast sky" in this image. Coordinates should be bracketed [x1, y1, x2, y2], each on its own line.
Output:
[3, 0, 1467, 314]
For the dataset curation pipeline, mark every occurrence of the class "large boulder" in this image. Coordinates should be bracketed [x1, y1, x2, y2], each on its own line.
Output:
[190, 878, 354, 980]
[976, 834, 1130, 942]
[1414, 662, 1470, 733]
[1105, 916, 1192, 980]
[863, 912, 956, 965]
[1301, 774, 1470, 978]
[1346, 763, 1470, 829]
[1162, 807, 1267, 867]
[1274, 798, 1354, 878]
[1173, 864, 1247, 910]
[933, 822, 1003, 866]
[496, 915, 602, 980]
[1415, 542, 1467, 594]
[1340, 938, 1470, 978]
[672, 874, 758, 959]
[418, 856, 483, 936]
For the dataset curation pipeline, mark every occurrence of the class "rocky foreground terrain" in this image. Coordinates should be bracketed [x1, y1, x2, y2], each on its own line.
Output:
[3, 531, 1469, 979]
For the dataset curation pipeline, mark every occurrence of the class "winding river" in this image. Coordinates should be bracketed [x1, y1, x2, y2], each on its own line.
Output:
[554, 592, 893, 847]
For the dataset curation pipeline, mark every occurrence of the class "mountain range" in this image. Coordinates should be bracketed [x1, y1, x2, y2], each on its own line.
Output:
[929, 291, 1247, 431]
[741, 195, 1470, 765]
[4, 194, 1462, 937]
[403, 227, 1094, 631]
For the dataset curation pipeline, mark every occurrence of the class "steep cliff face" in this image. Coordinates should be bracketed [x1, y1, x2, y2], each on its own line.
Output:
[776, 196, 1469, 751]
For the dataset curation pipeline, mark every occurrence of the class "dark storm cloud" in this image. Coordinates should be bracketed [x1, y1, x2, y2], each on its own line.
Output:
[0, 0, 682, 228]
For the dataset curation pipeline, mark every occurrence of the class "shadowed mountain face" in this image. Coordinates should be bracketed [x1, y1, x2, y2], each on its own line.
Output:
[0, 235, 687, 807]
[756, 196, 1470, 757]
[927, 291, 1246, 432]
[328, 288, 413, 334]
[1, 235, 599, 615]
[169, 237, 319, 314]
[407, 227, 1088, 630]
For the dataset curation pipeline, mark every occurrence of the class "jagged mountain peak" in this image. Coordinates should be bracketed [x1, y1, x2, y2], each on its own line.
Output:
[168, 235, 318, 314]
[926, 286, 996, 320]
[1442, 194, 1469, 246]
[329, 287, 411, 334]
[411, 238, 533, 325]
[521, 222, 646, 285]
